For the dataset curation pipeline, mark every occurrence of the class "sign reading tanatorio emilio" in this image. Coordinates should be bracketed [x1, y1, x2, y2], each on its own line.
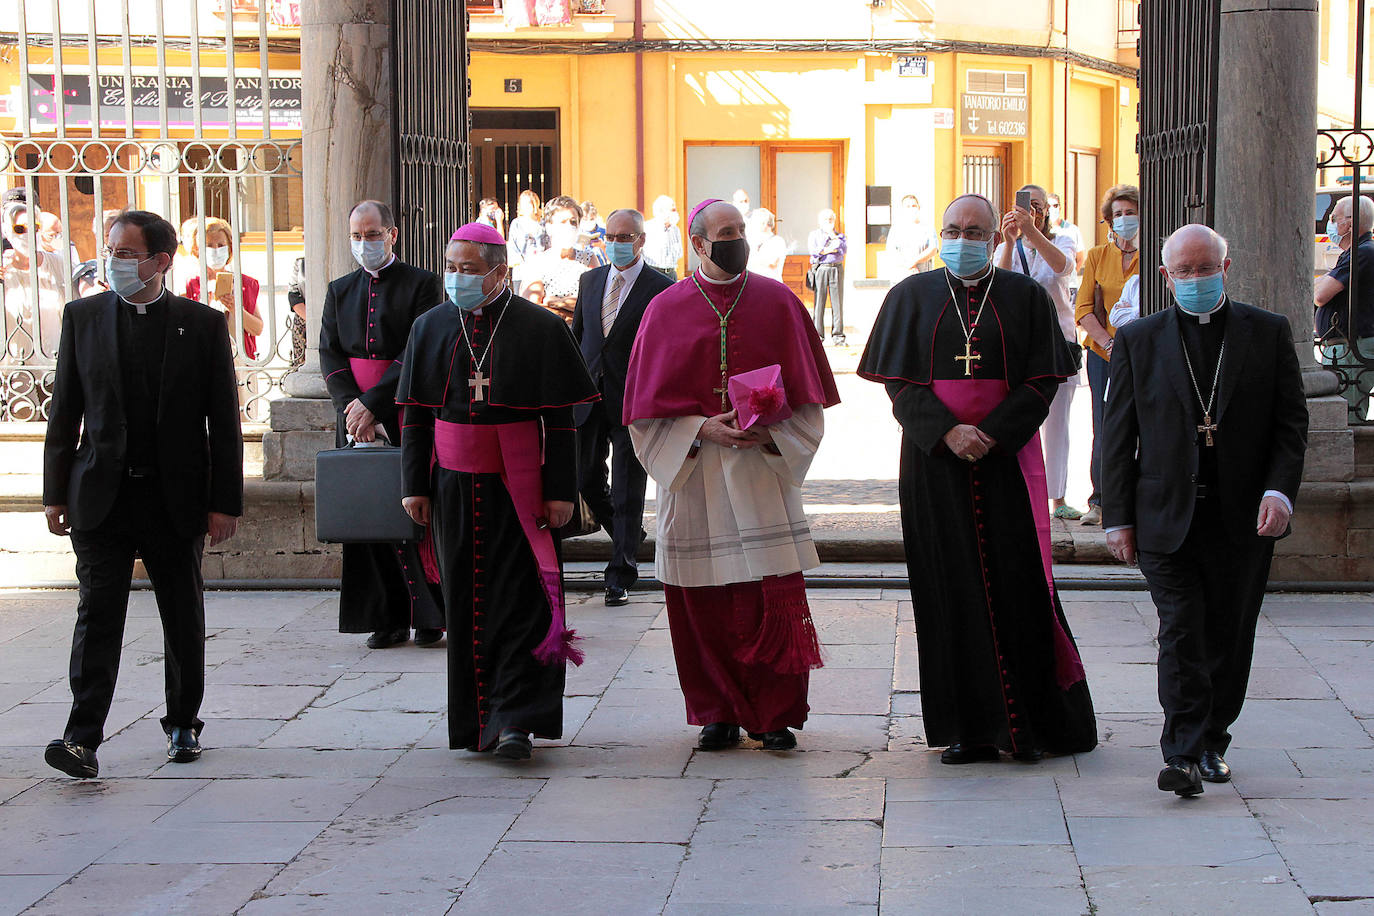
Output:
[960, 92, 1028, 138]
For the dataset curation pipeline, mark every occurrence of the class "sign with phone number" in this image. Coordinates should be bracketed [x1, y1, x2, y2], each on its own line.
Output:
[960, 93, 1028, 138]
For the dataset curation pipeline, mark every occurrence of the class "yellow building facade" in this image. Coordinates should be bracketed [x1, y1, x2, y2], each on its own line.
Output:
[467, 0, 1141, 282]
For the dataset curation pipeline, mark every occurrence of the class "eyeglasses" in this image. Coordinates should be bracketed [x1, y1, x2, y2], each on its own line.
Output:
[605, 233, 642, 243]
[100, 248, 149, 260]
[1166, 265, 1223, 279]
[940, 227, 993, 241]
[349, 230, 390, 242]
[10, 225, 26, 235]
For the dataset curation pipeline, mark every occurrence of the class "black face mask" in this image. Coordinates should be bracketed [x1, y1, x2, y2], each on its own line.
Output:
[705, 237, 750, 276]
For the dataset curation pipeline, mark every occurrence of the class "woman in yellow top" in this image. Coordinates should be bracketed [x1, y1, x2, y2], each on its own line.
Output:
[1073, 184, 1139, 526]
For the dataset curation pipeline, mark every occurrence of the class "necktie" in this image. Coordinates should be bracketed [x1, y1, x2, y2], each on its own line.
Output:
[603, 272, 624, 336]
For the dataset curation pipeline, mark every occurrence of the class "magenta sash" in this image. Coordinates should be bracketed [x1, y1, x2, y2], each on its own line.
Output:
[931, 379, 1085, 690]
[432, 419, 582, 667]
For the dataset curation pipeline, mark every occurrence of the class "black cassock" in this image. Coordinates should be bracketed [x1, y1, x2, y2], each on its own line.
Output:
[397, 292, 597, 750]
[320, 259, 445, 634]
[859, 267, 1097, 756]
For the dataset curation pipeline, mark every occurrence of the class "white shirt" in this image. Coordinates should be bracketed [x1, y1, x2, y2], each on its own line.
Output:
[1110, 275, 1141, 329]
[603, 256, 645, 324]
[994, 232, 1079, 341]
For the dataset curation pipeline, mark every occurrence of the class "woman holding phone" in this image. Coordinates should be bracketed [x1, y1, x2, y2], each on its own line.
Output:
[184, 217, 263, 360]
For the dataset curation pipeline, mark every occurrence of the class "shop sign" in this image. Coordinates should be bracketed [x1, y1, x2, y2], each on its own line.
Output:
[960, 92, 1028, 138]
[27, 72, 303, 132]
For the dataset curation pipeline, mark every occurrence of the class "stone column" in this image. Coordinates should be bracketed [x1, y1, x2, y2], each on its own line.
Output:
[264, 0, 395, 479]
[1214, 0, 1361, 581]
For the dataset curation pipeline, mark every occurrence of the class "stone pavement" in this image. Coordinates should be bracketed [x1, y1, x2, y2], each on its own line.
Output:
[1, 585, 1372, 915]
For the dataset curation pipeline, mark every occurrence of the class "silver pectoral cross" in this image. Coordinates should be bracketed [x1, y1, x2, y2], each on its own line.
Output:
[469, 369, 489, 402]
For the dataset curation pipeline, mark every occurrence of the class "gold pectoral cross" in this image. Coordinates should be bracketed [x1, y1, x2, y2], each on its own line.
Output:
[954, 341, 981, 377]
[469, 369, 489, 402]
[1197, 413, 1218, 447]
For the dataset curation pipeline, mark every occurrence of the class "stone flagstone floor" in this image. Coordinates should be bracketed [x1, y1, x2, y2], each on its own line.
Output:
[0, 586, 1372, 914]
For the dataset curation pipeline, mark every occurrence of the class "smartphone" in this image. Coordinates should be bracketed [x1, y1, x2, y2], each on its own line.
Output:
[1015, 189, 1032, 212]
[214, 271, 235, 299]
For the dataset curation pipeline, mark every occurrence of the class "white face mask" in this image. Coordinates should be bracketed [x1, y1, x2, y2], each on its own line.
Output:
[206, 245, 230, 270]
[106, 255, 150, 299]
[351, 238, 390, 272]
[549, 223, 578, 250]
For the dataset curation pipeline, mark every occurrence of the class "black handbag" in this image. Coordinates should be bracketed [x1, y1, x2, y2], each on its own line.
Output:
[315, 441, 423, 544]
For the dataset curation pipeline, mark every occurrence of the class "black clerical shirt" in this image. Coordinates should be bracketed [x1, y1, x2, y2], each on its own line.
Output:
[1177, 301, 1228, 489]
[116, 291, 168, 473]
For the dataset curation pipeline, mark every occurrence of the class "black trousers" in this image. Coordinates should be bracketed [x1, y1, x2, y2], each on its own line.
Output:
[1137, 498, 1274, 762]
[576, 399, 648, 589]
[65, 477, 206, 748]
[812, 264, 844, 338]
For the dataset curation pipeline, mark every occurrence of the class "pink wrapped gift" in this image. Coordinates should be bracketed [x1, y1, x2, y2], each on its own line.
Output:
[728, 364, 792, 430]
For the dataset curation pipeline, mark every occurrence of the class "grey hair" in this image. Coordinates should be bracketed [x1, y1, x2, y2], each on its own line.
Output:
[605, 208, 645, 232]
[1339, 194, 1374, 233]
[1160, 224, 1228, 267]
[689, 205, 711, 240]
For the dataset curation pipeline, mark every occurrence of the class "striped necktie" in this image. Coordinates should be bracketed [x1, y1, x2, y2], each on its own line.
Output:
[602, 272, 625, 336]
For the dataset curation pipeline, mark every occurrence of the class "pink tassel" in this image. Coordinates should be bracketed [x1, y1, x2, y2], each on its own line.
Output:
[748, 385, 785, 417]
[533, 628, 585, 667]
[418, 528, 441, 585]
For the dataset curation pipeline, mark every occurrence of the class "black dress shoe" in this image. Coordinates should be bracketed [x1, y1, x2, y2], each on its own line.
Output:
[1199, 750, 1232, 783]
[413, 628, 445, 648]
[604, 587, 630, 607]
[940, 743, 1000, 765]
[166, 727, 201, 763]
[697, 722, 741, 751]
[366, 628, 410, 649]
[45, 739, 98, 778]
[752, 729, 797, 751]
[1011, 747, 1044, 763]
[1158, 756, 1204, 797]
[493, 729, 532, 760]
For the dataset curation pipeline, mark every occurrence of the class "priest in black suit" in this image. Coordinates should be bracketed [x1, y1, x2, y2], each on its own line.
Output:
[320, 200, 445, 650]
[1103, 223, 1308, 797]
[570, 208, 674, 605]
[42, 210, 243, 777]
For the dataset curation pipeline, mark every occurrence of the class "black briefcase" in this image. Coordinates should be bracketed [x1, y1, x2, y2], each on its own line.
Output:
[314, 443, 423, 544]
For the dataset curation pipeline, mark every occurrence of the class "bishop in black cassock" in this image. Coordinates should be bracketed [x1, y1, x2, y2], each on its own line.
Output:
[858, 194, 1097, 764]
[398, 225, 597, 760]
[320, 202, 445, 649]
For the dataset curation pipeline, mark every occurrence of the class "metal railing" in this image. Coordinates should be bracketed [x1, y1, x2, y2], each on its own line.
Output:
[1316, 0, 1373, 423]
[1, 0, 303, 422]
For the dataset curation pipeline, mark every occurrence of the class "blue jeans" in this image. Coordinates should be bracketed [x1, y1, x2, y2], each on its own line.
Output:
[1086, 349, 1110, 507]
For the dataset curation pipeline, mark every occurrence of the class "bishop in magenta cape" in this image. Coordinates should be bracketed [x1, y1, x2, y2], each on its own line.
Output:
[858, 261, 1097, 759]
[623, 264, 839, 741]
[396, 266, 597, 752]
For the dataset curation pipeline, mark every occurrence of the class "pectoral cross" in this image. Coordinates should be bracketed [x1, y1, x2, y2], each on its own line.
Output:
[954, 341, 981, 377]
[715, 317, 730, 412]
[1197, 412, 1218, 447]
[469, 369, 489, 402]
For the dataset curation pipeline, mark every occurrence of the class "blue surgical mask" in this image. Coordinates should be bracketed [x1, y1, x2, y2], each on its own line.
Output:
[1112, 215, 1139, 240]
[1172, 272, 1225, 315]
[1327, 218, 1343, 243]
[445, 266, 499, 311]
[940, 238, 992, 278]
[606, 240, 638, 268]
[106, 255, 149, 299]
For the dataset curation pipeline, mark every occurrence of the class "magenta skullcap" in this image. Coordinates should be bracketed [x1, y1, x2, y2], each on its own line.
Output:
[449, 222, 506, 246]
[687, 198, 724, 230]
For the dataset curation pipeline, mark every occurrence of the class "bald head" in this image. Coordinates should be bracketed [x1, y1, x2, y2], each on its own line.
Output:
[942, 194, 999, 236]
[689, 200, 745, 242]
[1160, 224, 1228, 271]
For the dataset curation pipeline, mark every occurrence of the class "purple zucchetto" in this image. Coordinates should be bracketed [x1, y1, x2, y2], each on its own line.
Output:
[449, 222, 506, 246]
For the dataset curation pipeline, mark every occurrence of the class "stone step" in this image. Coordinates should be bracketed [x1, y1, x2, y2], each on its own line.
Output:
[1355, 425, 1374, 479]
[0, 422, 266, 479]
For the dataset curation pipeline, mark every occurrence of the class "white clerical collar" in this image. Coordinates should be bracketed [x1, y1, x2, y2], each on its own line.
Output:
[1180, 295, 1227, 325]
[119, 287, 169, 315]
[949, 265, 993, 288]
[364, 254, 397, 279]
[470, 286, 510, 318]
[696, 268, 739, 285]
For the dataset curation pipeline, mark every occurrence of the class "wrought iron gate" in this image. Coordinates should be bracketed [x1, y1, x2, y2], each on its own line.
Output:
[1316, 0, 1372, 424]
[1136, 0, 1221, 317]
[1, 0, 304, 423]
[392, 0, 471, 274]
